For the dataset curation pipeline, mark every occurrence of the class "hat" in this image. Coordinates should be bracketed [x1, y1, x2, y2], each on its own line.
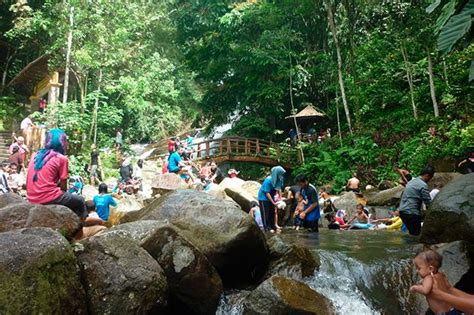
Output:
[228, 169, 240, 175]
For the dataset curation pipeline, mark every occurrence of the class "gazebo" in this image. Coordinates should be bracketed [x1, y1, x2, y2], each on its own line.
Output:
[285, 103, 327, 142]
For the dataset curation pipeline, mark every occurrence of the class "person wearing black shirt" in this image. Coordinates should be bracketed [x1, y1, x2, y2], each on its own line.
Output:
[210, 162, 224, 184]
[89, 144, 101, 185]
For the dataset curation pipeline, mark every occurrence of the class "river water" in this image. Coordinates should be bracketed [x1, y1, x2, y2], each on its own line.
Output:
[217, 229, 427, 315]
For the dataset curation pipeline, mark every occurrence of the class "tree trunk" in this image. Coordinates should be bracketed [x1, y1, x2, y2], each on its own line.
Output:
[62, 5, 74, 104]
[327, 2, 352, 134]
[442, 58, 450, 88]
[400, 42, 418, 120]
[288, 51, 304, 163]
[427, 50, 439, 117]
[336, 90, 343, 146]
[1, 47, 15, 93]
[93, 69, 103, 144]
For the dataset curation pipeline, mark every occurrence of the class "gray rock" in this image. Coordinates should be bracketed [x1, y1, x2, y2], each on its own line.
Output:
[421, 174, 474, 244]
[0, 192, 23, 208]
[112, 220, 223, 315]
[366, 185, 404, 206]
[428, 172, 461, 190]
[0, 228, 87, 314]
[242, 276, 334, 315]
[151, 172, 189, 196]
[224, 185, 257, 212]
[265, 236, 320, 280]
[241, 181, 261, 199]
[75, 230, 168, 314]
[0, 200, 82, 239]
[333, 192, 360, 217]
[435, 241, 471, 286]
[377, 180, 396, 191]
[121, 189, 269, 288]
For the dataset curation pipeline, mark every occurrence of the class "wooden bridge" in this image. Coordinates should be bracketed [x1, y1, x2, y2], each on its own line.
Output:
[193, 137, 301, 169]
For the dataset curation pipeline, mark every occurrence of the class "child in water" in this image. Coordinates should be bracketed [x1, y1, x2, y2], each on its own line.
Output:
[410, 250, 458, 314]
[345, 204, 369, 227]
[249, 201, 264, 230]
[293, 192, 307, 231]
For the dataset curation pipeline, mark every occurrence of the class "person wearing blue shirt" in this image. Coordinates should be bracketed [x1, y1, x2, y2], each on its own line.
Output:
[93, 183, 117, 221]
[167, 147, 195, 181]
[295, 174, 320, 232]
[258, 166, 286, 232]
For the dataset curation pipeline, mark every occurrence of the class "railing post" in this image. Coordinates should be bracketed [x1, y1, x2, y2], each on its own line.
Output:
[256, 139, 260, 155]
[205, 141, 210, 157]
[245, 139, 249, 154]
[227, 138, 231, 154]
[197, 143, 201, 158]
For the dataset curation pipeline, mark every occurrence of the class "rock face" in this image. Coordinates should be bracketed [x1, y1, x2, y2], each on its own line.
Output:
[0, 192, 23, 208]
[75, 230, 168, 314]
[0, 228, 87, 314]
[377, 180, 396, 191]
[241, 181, 261, 199]
[242, 276, 334, 315]
[421, 174, 474, 244]
[218, 177, 246, 190]
[0, 196, 82, 239]
[435, 241, 471, 286]
[366, 185, 404, 206]
[151, 172, 189, 196]
[113, 220, 223, 315]
[428, 172, 461, 190]
[121, 189, 269, 288]
[265, 236, 320, 280]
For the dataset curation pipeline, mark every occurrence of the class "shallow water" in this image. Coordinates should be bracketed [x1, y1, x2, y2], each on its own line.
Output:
[217, 229, 426, 315]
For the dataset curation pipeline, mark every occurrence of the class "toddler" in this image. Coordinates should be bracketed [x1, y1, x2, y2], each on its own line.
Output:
[249, 201, 264, 230]
[293, 192, 307, 231]
[410, 250, 456, 314]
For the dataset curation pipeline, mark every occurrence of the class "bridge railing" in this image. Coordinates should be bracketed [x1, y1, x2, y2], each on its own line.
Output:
[193, 137, 301, 165]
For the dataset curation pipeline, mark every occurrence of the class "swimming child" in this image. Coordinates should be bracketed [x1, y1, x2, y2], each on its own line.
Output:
[345, 204, 375, 230]
[293, 192, 307, 231]
[410, 250, 457, 314]
[249, 201, 264, 230]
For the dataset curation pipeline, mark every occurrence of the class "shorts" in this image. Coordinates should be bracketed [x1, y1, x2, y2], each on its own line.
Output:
[303, 219, 319, 232]
[399, 212, 422, 236]
[46, 192, 88, 219]
[90, 164, 98, 177]
[169, 167, 181, 174]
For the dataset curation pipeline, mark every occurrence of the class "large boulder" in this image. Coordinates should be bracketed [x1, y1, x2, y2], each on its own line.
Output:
[428, 172, 461, 190]
[241, 181, 261, 199]
[75, 230, 168, 314]
[265, 236, 320, 280]
[112, 220, 223, 315]
[366, 185, 404, 206]
[242, 276, 334, 315]
[115, 193, 144, 213]
[207, 184, 228, 200]
[224, 185, 256, 212]
[151, 172, 189, 196]
[81, 184, 97, 201]
[377, 180, 396, 191]
[421, 174, 474, 244]
[0, 196, 82, 239]
[435, 241, 472, 286]
[333, 192, 360, 217]
[218, 177, 245, 190]
[0, 192, 23, 208]
[0, 228, 87, 314]
[121, 189, 269, 288]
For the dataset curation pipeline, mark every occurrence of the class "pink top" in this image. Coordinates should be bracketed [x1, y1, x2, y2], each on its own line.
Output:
[26, 152, 69, 204]
[335, 216, 345, 225]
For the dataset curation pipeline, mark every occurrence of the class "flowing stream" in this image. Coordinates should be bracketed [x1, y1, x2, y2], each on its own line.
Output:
[217, 230, 427, 315]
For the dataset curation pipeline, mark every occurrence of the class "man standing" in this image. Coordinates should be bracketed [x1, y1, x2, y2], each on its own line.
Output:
[295, 175, 320, 232]
[20, 115, 33, 143]
[399, 166, 435, 236]
[89, 144, 100, 185]
[115, 129, 123, 150]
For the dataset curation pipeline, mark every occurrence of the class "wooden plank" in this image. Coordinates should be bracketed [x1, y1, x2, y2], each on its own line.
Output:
[205, 141, 210, 157]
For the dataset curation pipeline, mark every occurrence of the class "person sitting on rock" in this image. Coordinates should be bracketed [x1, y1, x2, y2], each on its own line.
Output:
[168, 147, 195, 182]
[26, 129, 87, 219]
[457, 150, 474, 174]
[7, 163, 24, 195]
[249, 201, 264, 230]
[345, 204, 373, 229]
[345, 173, 360, 193]
[395, 165, 412, 187]
[93, 183, 117, 222]
[84, 200, 104, 225]
[0, 161, 11, 194]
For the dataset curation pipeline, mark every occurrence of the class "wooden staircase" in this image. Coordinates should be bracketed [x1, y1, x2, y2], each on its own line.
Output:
[0, 132, 12, 162]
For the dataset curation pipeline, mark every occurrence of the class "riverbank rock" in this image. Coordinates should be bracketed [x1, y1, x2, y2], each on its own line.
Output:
[75, 230, 168, 314]
[112, 220, 223, 315]
[218, 177, 246, 190]
[121, 189, 269, 288]
[435, 241, 472, 286]
[0, 228, 87, 314]
[207, 185, 228, 200]
[265, 236, 320, 280]
[241, 181, 261, 199]
[377, 180, 396, 191]
[333, 192, 359, 216]
[0, 192, 23, 208]
[428, 172, 461, 190]
[242, 276, 334, 315]
[0, 196, 82, 239]
[151, 172, 189, 196]
[421, 174, 474, 244]
[224, 186, 256, 212]
[366, 185, 404, 206]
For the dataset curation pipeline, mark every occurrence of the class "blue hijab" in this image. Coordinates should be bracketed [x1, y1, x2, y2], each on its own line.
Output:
[33, 128, 68, 182]
[270, 166, 286, 190]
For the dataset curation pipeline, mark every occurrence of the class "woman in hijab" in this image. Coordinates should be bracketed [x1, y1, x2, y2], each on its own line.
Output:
[257, 166, 286, 232]
[26, 129, 87, 219]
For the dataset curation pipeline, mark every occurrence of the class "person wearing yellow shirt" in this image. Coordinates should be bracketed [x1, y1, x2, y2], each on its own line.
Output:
[373, 209, 403, 231]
